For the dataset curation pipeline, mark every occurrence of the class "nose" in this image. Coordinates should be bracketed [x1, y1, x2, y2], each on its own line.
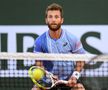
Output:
[51, 16, 56, 22]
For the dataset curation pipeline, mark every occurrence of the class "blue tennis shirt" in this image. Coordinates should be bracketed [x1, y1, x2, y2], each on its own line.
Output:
[34, 29, 85, 80]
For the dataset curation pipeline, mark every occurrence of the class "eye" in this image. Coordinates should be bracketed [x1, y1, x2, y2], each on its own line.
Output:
[48, 15, 52, 18]
[55, 15, 59, 19]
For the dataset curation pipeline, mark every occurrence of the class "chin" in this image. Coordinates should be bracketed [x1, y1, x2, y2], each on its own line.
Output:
[49, 25, 61, 31]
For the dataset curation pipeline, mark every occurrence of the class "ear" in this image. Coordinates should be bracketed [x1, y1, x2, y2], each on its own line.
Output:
[61, 18, 64, 24]
[45, 18, 48, 24]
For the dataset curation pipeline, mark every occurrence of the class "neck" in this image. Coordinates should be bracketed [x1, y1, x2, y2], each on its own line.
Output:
[49, 29, 62, 39]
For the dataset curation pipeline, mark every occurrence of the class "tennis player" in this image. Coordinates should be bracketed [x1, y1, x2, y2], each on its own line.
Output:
[32, 3, 85, 90]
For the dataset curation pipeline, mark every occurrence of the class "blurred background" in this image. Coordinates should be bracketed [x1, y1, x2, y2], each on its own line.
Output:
[0, 0, 108, 25]
[0, 0, 108, 90]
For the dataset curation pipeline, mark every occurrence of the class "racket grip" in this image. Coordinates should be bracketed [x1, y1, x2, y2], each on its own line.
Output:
[56, 80, 68, 84]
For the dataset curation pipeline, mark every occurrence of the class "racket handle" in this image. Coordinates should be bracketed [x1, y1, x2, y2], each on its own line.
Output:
[56, 80, 68, 84]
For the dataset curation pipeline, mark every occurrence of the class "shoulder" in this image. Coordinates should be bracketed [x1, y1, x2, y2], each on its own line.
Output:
[34, 32, 47, 47]
[64, 30, 78, 42]
[35, 32, 47, 43]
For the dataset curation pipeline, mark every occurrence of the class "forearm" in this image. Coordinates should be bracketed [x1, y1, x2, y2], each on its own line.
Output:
[35, 60, 43, 67]
[74, 61, 85, 72]
[70, 61, 85, 80]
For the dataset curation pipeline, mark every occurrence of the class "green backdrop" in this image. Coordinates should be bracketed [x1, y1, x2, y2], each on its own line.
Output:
[0, 0, 108, 25]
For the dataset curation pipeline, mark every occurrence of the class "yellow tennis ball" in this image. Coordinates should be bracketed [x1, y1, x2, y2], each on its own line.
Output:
[32, 69, 44, 80]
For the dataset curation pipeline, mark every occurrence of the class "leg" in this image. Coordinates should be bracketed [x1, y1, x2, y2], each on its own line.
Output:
[31, 85, 41, 90]
[72, 83, 85, 90]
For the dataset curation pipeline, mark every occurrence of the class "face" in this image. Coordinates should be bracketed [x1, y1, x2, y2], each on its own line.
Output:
[45, 10, 64, 31]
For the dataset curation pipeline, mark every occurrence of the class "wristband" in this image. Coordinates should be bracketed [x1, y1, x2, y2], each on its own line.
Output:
[72, 71, 80, 79]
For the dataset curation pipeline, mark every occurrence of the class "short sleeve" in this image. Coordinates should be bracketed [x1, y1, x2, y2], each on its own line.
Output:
[72, 38, 85, 54]
[33, 38, 42, 53]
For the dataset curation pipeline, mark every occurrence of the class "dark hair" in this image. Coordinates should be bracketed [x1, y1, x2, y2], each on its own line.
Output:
[45, 3, 63, 18]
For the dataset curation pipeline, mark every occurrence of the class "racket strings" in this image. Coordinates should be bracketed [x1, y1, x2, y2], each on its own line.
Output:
[0, 52, 108, 90]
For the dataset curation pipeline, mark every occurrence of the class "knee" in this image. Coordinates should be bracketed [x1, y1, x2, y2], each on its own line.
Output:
[73, 83, 85, 90]
[31, 85, 41, 90]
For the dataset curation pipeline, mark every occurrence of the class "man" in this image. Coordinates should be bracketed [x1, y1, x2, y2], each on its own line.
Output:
[33, 3, 85, 90]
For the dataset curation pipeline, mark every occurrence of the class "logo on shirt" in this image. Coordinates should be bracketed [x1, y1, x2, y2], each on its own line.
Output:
[63, 42, 68, 47]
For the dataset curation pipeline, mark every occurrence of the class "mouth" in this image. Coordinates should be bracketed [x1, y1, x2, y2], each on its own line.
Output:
[51, 24, 56, 25]
[51, 23, 57, 25]
[51, 24, 57, 26]
[51, 24, 56, 26]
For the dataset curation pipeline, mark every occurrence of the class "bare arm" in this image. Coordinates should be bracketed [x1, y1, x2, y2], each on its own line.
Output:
[35, 60, 44, 68]
[67, 61, 85, 87]
[75, 61, 85, 72]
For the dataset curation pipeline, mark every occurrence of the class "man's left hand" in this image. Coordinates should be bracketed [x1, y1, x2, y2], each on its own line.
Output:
[67, 77, 77, 87]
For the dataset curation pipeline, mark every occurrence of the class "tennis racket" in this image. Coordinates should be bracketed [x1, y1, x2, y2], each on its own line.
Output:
[28, 66, 68, 89]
